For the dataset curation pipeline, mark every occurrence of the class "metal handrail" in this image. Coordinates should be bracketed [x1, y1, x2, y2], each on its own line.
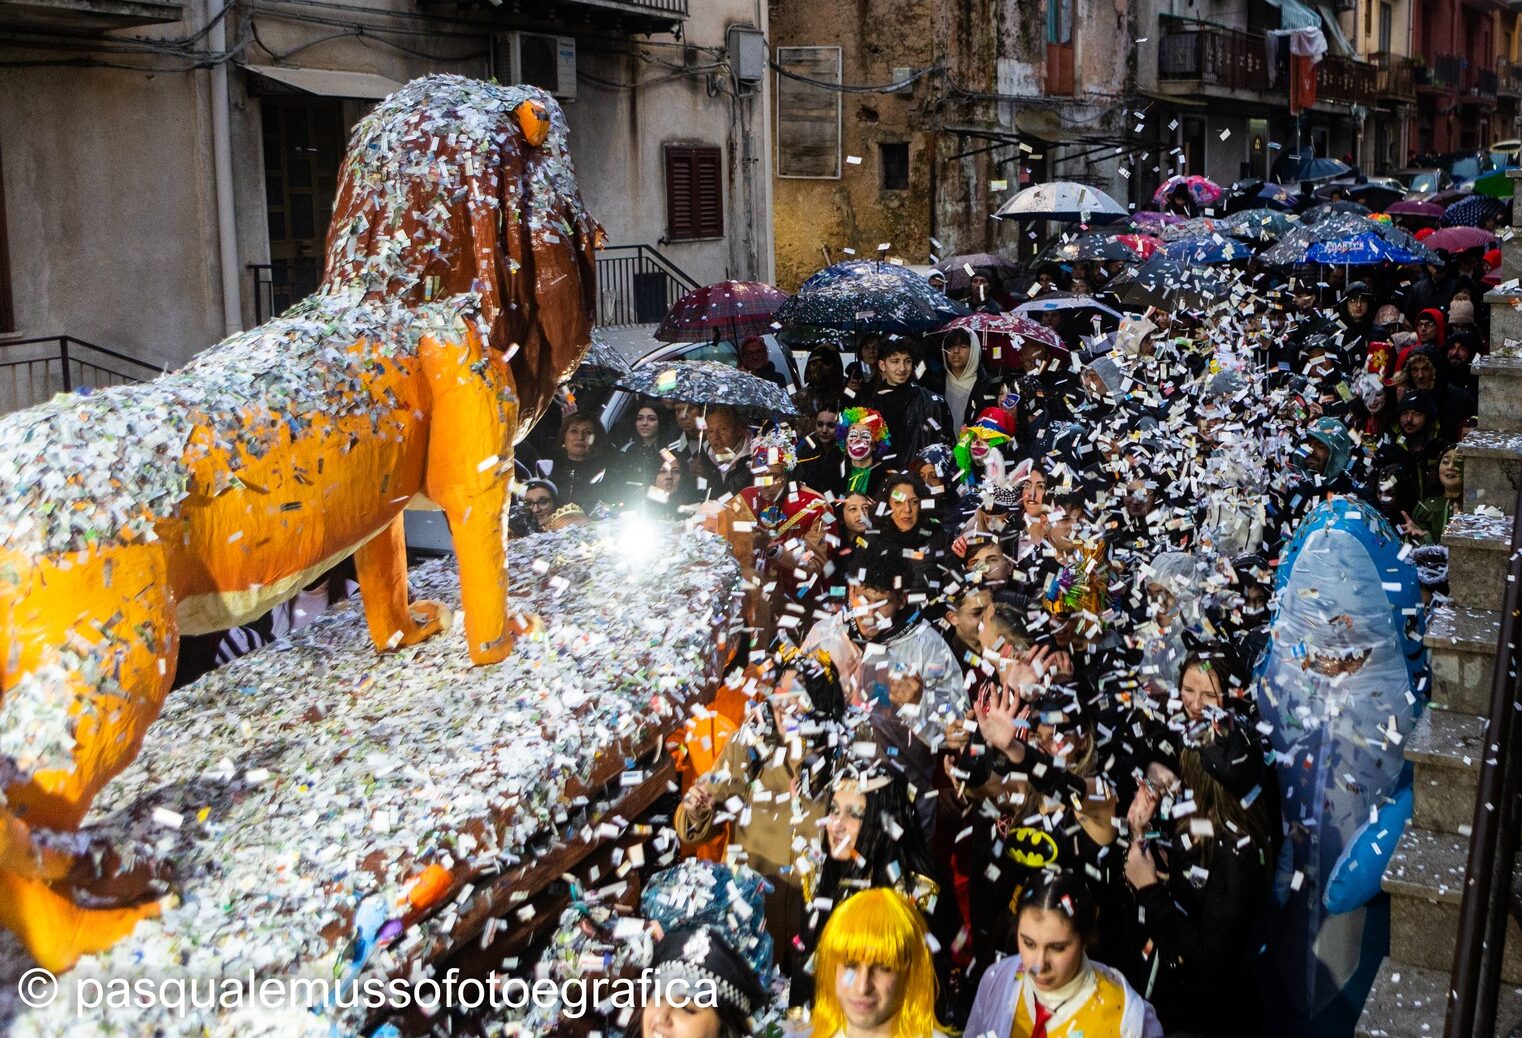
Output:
[2, 335, 162, 380]
[1446, 474, 1522, 1036]
[605, 243, 700, 291]
[594, 244, 700, 327]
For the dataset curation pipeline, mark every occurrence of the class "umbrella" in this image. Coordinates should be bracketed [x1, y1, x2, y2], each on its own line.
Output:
[1011, 292, 1125, 322]
[775, 260, 968, 335]
[932, 253, 1023, 292]
[1219, 208, 1297, 242]
[1423, 226, 1498, 253]
[655, 280, 789, 343]
[1253, 183, 1300, 210]
[1303, 233, 1424, 265]
[1426, 187, 1470, 207]
[615, 359, 798, 420]
[1156, 217, 1223, 242]
[1103, 254, 1234, 311]
[1443, 194, 1508, 228]
[1036, 234, 1151, 264]
[1473, 168, 1514, 200]
[1260, 212, 1437, 266]
[1272, 151, 1351, 184]
[935, 312, 1065, 371]
[1114, 234, 1164, 260]
[1164, 235, 1253, 265]
[1153, 174, 1225, 208]
[1385, 200, 1445, 219]
[994, 181, 1129, 223]
[1130, 210, 1186, 233]
[1314, 180, 1405, 211]
[1302, 200, 1372, 224]
[570, 329, 633, 387]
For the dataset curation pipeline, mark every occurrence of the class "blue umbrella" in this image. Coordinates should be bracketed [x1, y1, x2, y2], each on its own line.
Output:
[1303, 233, 1423, 265]
[1256, 183, 1301, 210]
[775, 260, 969, 335]
[1442, 194, 1508, 228]
[1261, 212, 1437, 266]
[1164, 235, 1253, 265]
[1220, 208, 1297, 242]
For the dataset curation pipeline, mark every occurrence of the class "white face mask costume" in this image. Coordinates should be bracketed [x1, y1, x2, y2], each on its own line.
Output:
[845, 426, 875, 463]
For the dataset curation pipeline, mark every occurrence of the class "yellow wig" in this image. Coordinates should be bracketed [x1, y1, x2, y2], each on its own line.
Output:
[808, 888, 939, 1038]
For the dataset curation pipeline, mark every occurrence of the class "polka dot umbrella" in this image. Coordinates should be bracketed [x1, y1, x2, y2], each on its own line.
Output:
[655, 279, 790, 344]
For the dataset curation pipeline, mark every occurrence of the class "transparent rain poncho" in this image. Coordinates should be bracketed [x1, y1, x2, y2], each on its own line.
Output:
[1257, 497, 1425, 1015]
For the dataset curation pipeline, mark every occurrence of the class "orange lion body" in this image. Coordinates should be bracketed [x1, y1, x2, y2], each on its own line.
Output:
[0, 76, 599, 970]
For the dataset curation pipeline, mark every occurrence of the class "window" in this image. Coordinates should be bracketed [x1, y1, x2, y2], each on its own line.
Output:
[880, 142, 909, 190]
[1046, 0, 1072, 45]
[777, 46, 843, 179]
[665, 145, 724, 241]
[1378, 2, 1392, 53]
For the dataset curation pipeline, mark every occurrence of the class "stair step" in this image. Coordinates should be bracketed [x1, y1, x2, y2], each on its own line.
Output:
[1426, 603, 1503, 716]
[1356, 958, 1522, 1038]
[1460, 429, 1522, 516]
[1471, 352, 1522, 433]
[1443, 511, 1516, 612]
[1408, 709, 1487, 836]
[1386, 826, 1522, 984]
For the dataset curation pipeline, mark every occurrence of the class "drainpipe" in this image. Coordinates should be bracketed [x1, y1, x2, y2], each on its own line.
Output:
[208, 0, 242, 335]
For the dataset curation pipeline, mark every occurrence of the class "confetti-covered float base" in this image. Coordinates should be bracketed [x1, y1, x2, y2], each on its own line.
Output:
[0, 522, 739, 1037]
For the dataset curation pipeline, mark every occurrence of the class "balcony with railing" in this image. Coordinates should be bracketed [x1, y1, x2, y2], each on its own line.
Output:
[1461, 61, 1500, 104]
[1500, 59, 1522, 99]
[1320, 53, 1379, 105]
[1156, 21, 1376, 107]
[1158, 23, 1269, 93]
[0, 0, 181, 32]
[1415, 53, 1462, 93]
[1372, 51, 1418, 100]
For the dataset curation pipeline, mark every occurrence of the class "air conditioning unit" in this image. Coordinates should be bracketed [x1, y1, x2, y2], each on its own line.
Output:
[491, 32, 576, 100]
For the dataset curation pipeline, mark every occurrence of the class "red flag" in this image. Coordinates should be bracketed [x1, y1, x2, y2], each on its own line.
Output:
[1290, 53, 1318, 113]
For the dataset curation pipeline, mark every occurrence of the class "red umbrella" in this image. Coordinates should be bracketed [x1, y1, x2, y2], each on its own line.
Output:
[1423, 227, 1498, 254]
[655, 280, 789, 343]
[1114, 234, 1163, 259]
[937, 312, 1065, 371]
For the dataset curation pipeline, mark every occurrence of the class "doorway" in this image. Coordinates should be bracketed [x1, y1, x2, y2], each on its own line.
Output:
[260, 97, 345, 315]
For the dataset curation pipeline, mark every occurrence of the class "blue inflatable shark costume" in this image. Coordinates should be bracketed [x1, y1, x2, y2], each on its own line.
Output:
[1257, 497, 1427, 1023]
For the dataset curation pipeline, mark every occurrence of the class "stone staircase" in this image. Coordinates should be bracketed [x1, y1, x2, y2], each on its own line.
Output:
[1356, 178, 1522, 1037]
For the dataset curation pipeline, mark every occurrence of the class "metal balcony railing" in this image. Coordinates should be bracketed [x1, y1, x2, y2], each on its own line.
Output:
[1157, 23, 1269, 91]
[1461, 62, 1499, 100]
[0, 336, 163, 414]
[1372, 50, 1418, 99]
[1320, 54, 1379, 105]
[1501, 60, 1522, 98]
[594, 244, 699, 328]
[1415, 53, 1462, 92]
[1157, 22, 1375, 105]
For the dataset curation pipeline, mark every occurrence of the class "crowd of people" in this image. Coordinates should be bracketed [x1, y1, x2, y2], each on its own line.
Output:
[499, 225, 1494, 1038]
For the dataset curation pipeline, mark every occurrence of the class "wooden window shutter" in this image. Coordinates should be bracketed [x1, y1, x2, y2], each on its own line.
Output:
[665, 145, 723, 241]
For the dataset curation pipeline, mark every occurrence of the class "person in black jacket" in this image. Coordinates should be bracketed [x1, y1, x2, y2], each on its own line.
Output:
[1120, 707, 1275, 1038]
[871, 339, 953, 465]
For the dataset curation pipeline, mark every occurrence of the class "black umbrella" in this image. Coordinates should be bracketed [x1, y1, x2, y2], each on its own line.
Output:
[933, 252, 1023, 293]
[1102, 254, 1234, 312]
[775, 260, 969, 336]
[1302, 200, 1372, 224]
[569, 330, 633, 388]
[1034, 234, 1148, 264]
[1314, 180, 1405, 211]
[1272, 150, 1351, 184]
[615, 360, 798, 420]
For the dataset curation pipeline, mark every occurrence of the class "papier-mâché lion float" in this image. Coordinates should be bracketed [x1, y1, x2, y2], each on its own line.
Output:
[0, 75, 599, 971]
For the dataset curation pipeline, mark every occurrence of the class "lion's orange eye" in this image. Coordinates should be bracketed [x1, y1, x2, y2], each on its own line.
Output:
[515, 101, 550, 147]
